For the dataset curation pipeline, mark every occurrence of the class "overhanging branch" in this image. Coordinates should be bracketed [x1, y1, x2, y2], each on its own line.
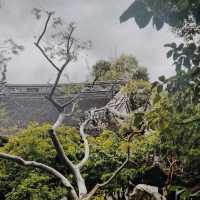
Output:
[0, 153, 74, 190]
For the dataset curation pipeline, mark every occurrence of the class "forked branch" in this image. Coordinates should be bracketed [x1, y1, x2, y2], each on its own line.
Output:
[34, 11, 76, 110]
[35, 12, 60, 72]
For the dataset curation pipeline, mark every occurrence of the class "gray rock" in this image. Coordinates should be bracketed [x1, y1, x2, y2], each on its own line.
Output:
[130, 184, 166, 200]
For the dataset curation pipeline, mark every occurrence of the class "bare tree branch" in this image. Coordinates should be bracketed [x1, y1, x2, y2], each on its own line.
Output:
[34, 43, 60, 72]
[49, 71, 63, 99]
[49, 110, 88, 198]
[0, 153, 78, 199]
[77, 119, 90, 170]
[84, 158, 129, 200]
[48, 129, 75, 172]
[64, 102, 77, 117]
[61, 93, 80, 109]
[66, 25, 75, 55]
[34, 12, 60, 72]
[45, 95, 63, 112]
[35, 12, 52, 45]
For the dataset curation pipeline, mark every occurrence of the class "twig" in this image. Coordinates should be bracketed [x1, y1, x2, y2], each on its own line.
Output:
[35, 12, 52, 45]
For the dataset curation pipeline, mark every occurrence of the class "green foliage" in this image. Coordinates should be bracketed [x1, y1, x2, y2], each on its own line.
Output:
[87, 129, 159, 195]
[146, 88, 200, 185]
[120, 80, 151, 130]
[91, 54, 149, 82]
[0, 123, 158, 199]
[121, 1, 200, 99]
[61, 83, 84, 96]
[164, 42, 200, 73]
[0, 123, 80, 200]
[121, 2, 200, 193]
[91, 60, 111, 82]
[120, 0, 200, 30]
[121, 80, 151, 95]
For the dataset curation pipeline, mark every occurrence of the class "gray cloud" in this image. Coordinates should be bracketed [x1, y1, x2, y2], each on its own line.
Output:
[0, 0, 180, 83]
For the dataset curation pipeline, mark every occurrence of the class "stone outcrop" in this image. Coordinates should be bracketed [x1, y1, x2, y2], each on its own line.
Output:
[130, 184, 166, 200]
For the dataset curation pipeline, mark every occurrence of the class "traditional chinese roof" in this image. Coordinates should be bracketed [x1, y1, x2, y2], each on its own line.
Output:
[0, 81, 125, 130]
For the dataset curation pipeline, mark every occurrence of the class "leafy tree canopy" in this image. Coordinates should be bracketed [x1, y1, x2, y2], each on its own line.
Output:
[91, 54, 149, 82]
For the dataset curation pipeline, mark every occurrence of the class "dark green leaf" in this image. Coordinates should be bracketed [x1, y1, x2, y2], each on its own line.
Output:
[159, 75, 166, 83]
[120, 2, 136, 23]
[151, 81, 159, 88]
[173, 52, 179, 60]
[164, 42, 177, 49]
[153, 94, 161, 104]
[157, 84, 163, 93]
[133, 112, 144, 128]
[175, 63, 182, 73]
[120, 0, 152, 27]
[166, 11, 185, 27]
[188, 43, 196, 51]
[177, 43, 184, 50]
[183, 58, 191, 68]
[153, 16, 164, 30]
[192, 58, 200, 66]
[167, 50, 173, 58]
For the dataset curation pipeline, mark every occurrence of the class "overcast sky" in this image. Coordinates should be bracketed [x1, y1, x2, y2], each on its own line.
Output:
[0, 0, 180, 84]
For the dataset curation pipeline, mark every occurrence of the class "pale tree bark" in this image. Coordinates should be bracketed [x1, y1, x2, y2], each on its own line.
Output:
[0, 153, 78, 199]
